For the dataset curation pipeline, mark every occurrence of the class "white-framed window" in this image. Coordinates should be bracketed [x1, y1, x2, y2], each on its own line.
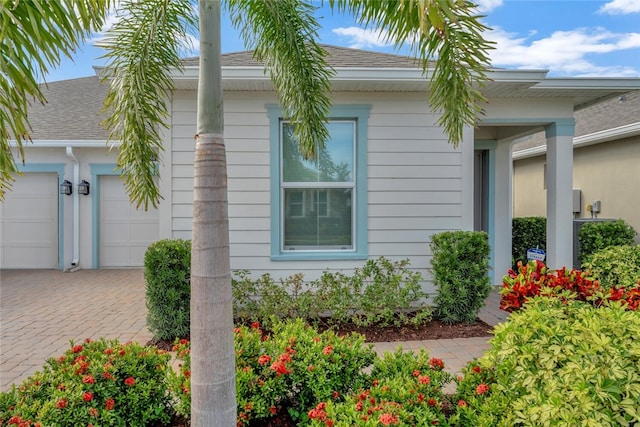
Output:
[281, 121, 355, 250]
[268, 105, 370, 260]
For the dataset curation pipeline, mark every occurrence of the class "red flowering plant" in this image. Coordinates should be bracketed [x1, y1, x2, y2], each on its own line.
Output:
[0, 338, 172, 427]
[169, 318, 376, 426]
[308, 349, 453, 426]
[501, 260, 640, 312]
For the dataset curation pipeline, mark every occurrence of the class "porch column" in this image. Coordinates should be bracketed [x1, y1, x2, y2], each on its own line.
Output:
[545, 120, 575, 269]
[493, 140, 513, 285]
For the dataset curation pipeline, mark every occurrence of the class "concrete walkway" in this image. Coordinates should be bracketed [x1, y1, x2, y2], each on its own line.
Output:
[0, 269, 507, 392]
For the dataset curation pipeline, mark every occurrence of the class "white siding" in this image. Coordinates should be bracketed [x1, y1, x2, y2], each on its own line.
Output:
[168, 91, 466, 291]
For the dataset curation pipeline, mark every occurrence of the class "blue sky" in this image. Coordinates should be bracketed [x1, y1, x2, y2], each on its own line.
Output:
[45, 0, 640, 82]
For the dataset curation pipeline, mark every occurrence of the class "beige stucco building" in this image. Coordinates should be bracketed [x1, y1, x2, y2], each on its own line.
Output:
[513, 90, 640, 241]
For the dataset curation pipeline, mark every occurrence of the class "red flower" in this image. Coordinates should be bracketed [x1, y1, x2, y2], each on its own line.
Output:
[429, 358, 445, 370]
[476, 383, 490, 395]
[418, 375, 431, 385]
[55, 398, 68, 409]
[82, 375, 95, 384]
[83, 392, 94, 402]
[251, 322, 260, 329]
[105, 398, 115, 410]
[427, 398, 438, 407]
[88, 407, 98, 417]
[472, 365, 482, 373]
[124, 377, 136, 386]
[412, 370, 421, 377]
[104, 348, 113, 355]
[270, 361, 289, 375]
[258, 355, 271, 365]
[333, 391, 339, 399]
[323, 345, 333, 355]
[457, 399, 467, 407]
[72, 345, 83, 353]
[308, 402, 328, 421]
[379, 413, 399, 425]
[269, 406, 277, 414]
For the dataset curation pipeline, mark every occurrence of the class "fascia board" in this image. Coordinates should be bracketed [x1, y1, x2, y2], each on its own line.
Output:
[513, 122, 640, 160]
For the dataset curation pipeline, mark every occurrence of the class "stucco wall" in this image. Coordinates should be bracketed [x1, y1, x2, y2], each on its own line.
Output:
[513, 138, 640, 240]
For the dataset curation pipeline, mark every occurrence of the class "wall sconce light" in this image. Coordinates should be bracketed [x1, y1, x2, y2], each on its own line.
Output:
[59, 180, 73, 195]
[78, 180, 90, 196]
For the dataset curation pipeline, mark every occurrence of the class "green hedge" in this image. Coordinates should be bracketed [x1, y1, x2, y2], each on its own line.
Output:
[511, 216, 546, 268]
[144, 239, 191, 341]
[452, 299, 640, 426]
[582, 244, 640, 289]
[430, 231, 491, 323]
[578, 219, 636, 264]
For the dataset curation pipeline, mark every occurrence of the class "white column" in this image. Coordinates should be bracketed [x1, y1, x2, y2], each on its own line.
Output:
[545, 120, 575, 269]
[493, 140, 513, 284]
[460, 125, 475, 231]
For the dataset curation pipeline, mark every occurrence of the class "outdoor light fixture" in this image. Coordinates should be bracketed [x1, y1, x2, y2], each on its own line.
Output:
[78, 180, 90, 196]
[59, 180, 73, 195]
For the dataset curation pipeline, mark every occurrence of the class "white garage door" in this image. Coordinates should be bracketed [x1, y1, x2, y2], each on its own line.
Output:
[0, 173, 58, 268]
[99, 175, 159, 267]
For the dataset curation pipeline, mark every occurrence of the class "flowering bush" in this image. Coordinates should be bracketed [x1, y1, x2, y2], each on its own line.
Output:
[169, 318, 377, 425]
[500, 260, 640, 312]
[450, 299, 640, 426]
[0, 338, 172, 426]
[308, 349, 454, 426]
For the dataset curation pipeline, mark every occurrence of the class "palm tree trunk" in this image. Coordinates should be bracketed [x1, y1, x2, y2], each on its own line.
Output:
[190, 1, 236, 425]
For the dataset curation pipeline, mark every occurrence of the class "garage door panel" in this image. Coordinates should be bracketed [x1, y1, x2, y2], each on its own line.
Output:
[99, 176, 159, 267]
[1, 173, 58, 269]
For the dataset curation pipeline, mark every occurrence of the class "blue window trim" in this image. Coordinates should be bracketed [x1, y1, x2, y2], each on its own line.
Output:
[267, 104, 371, 261]
[89, 163, 120, 268]
[14, 163, 67, 269]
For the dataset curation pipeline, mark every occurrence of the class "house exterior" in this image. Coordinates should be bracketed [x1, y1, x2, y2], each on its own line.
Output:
[513, 90, 640, 240]
[2, 46, 640, 289]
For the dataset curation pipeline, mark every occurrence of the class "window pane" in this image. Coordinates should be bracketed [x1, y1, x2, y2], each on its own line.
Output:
[283, 188, 353, 249]
[282, 122, 354, 183]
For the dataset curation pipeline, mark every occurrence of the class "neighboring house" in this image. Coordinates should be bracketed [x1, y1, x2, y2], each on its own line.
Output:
[513, 90, 640, 240]
[2, 46, 640, 290]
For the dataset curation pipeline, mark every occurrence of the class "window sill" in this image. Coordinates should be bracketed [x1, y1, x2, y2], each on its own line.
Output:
[271, 252, 368, 261]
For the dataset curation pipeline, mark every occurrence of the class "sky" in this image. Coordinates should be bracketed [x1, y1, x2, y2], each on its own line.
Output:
[45, 0, 640, 82]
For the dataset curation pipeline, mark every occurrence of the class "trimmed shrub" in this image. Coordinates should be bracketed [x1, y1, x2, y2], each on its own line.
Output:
[451, 299, 640, 426]
[578, 219, 636, 264]
[582, 244, 640, 289]
[511, 216, 546, 268]
[169, 318, 377, 425]
[0, 339, 173, 426]
[308, 349, 453, 426]
[144, 239, 191, 341]
[430, 231, 492, 323]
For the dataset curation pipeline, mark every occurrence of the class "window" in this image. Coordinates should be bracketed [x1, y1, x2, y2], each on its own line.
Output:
[268, 105, 370, 260]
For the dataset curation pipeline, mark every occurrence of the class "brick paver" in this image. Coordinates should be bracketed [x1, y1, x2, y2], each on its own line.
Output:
[0, 270, 505, 392]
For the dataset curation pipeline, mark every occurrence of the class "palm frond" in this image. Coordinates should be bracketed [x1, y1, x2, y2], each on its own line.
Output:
[331, 0, 494, 147]
[226, 0, 334, 159]
[0, 0, 111, 199]
[98, 0, 197, 210]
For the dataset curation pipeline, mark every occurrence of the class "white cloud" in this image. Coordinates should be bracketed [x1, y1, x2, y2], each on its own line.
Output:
[332, 27, 391, 49]
[599, 0, 640, 15]
[486, 26, 640, 76]
[474, 0, 504, 14]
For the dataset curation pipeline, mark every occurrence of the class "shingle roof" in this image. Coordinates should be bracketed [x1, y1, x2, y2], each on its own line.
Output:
[514, 90, 640, 151]
[27, 76, 109, 141]
[181, 44, 424, 68]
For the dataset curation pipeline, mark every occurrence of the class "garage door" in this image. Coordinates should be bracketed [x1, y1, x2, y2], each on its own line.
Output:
[0, 173, 58, 268]
[99, 175, 159, 267]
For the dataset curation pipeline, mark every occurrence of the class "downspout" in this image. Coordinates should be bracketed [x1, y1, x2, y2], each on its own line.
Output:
[65, 146, 81, 271]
